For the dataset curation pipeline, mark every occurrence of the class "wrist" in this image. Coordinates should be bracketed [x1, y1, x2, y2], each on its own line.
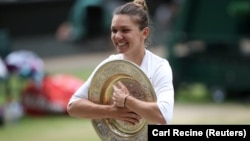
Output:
[124, 95, 130, 107]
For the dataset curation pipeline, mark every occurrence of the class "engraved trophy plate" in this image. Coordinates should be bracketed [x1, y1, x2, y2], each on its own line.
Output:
[89, 59, 156, 141]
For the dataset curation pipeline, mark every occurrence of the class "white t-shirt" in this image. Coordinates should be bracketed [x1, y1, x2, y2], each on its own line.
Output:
[68, 49, 174, 124]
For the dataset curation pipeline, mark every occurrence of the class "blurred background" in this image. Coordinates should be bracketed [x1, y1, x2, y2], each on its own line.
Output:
[0, 0, 250, 141]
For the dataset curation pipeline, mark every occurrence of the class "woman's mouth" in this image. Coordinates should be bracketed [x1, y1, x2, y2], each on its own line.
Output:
[116, 42, 128, 51]
[117, 42, 127, 47]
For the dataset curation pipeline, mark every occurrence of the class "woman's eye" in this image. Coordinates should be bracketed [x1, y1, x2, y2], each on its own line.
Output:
[122, 29, 130, 33]
[111, 29, 117, 33]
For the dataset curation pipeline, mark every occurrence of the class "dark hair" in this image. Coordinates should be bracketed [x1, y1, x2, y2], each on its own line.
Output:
[113, 0, 152, 46]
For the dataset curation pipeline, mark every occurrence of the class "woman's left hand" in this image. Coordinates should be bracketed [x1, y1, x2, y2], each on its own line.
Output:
[112, 81, 130, 107]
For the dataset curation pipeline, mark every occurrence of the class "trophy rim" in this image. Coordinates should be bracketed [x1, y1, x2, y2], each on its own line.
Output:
[88, 59, 156, 141]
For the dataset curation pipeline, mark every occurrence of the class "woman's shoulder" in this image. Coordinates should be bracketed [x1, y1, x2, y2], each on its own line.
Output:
[146, 49, 169, 64]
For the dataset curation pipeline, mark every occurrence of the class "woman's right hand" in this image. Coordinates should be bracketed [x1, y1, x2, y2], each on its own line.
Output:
[110, 104, 141, 125]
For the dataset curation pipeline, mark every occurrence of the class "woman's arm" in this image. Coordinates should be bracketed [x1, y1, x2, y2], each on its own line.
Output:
[67, 98, 141, 125]
[112, 81, 166, 124]
[124, 96, 166, 124]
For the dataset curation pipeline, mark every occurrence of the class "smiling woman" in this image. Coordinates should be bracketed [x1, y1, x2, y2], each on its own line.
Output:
[67, 0, 174, 140]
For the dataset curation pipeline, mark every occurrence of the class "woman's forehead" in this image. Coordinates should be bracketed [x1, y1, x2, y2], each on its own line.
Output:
[111, 14, 138, 27]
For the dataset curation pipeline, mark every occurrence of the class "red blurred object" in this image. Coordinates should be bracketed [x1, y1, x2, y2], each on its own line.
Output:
[21, 74, 84, 116]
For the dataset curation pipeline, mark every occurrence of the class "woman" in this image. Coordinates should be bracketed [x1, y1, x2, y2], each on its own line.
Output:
[67, 0, 174, 125]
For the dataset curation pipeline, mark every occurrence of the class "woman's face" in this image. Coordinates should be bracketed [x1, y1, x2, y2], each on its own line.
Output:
[111, 14, 149, 56]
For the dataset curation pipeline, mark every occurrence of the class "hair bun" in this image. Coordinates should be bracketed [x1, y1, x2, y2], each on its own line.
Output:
[134, 0, 144, 5]
[134, 0, 148, 11]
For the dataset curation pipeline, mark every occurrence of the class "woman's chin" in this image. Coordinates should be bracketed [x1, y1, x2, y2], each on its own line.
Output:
[117, 49, 127, 54]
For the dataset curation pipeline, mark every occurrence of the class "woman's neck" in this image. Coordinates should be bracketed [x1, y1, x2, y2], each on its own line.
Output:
[124, 49, 145, 66]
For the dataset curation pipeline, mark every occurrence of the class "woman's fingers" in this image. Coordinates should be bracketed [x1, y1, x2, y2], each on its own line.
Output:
[118, 81, 125, 89]
[123, 112, 142, 125]
[112, 81, 131, 107]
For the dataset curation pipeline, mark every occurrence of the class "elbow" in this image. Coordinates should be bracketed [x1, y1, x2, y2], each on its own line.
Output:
[150, 114, 167, 125]
[161, 120, 167, 125]
[66, 103, 74, 117]
[156, 108, 169, 125]
[150, 117, 167, 125]
[158, 116, 167, 125]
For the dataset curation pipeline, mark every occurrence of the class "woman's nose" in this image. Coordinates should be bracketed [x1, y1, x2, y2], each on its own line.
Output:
[114, 32, 123, 40]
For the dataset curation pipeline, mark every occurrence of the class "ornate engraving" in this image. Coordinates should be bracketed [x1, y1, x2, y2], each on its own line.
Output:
[89, 59, 156, 141]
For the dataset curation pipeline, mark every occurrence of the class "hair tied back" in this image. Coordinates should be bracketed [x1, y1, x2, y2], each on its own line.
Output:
[133, 0, 148, 11]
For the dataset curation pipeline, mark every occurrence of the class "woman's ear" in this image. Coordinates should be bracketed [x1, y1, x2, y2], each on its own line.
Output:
[142, 27, 150, 39]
